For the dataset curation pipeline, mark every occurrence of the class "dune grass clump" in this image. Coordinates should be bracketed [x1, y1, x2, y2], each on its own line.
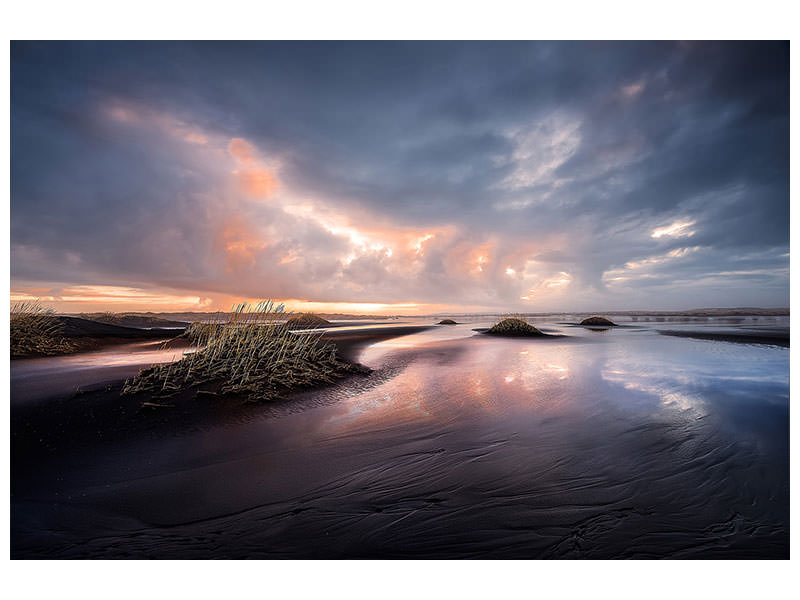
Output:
[122, 301, 357, 403]
[285, 313, 332, 330]
[485, 317, 544, 337]
[438, 319, 458, 325]
[10, 301, 75, 358]
[580, 316, 617, 326]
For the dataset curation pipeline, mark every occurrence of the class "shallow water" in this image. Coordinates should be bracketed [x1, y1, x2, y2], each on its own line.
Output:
[11, 318, 789, 558]
[10, 340, 186, 405]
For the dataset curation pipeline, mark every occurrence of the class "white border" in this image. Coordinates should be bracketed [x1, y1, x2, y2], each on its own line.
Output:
[3, 1, 796, 597]
[1, 1, 797, 40]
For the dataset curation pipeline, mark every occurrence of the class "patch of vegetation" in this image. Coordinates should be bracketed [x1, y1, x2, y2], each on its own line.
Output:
[10, 300, 75, 358]
[285, 313, 332, 330]
[438, 319, 458, 325]
[580, 316, 617, 326]
[122, 301, 359, 403]
[484, 317, 545, 337]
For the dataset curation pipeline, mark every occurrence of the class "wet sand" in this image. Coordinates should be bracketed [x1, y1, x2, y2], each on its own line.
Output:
[657, 327, 789, 347]
[10, 325, 433, 451]
[11, 319, 789, 558]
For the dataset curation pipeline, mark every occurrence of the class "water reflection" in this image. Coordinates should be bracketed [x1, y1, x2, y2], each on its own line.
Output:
[11, 317, 789, 558]
[10, 340, 185, 404]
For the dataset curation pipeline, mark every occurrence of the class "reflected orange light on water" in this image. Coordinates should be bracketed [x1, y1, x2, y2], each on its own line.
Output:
[319, 330, 589, 435]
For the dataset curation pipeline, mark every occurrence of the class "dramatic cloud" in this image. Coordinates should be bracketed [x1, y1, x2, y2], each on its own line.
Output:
[10, 41, 789, 313]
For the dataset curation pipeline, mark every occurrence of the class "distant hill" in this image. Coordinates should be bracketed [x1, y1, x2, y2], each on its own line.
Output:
[58, 316, 185, 337]
[67, 311, 394, 323]
[77, 313, 190, 328]
[62, 307, 788, 322]
[437, 308, 790, 318]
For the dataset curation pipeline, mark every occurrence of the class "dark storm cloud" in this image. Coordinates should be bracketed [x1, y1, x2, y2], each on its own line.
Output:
[10, 41, 789, 310]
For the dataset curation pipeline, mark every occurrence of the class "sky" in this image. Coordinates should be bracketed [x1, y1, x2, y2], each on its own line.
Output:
[10, 41, 789, 314]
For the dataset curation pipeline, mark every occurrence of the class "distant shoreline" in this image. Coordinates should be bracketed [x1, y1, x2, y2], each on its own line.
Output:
[60, 307, 789, 321]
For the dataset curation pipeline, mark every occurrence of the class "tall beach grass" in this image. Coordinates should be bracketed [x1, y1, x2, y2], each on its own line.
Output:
[484, 315, 544, 336]
[10, 300, 75, 358]
[122, 300, 359, 402]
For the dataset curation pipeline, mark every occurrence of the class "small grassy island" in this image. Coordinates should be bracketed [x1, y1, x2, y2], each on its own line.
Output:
[484, 317, 546, 337]
[438, 319, 458, 325]
[122, 302, 360, 403]
[579, 316, 617, 326]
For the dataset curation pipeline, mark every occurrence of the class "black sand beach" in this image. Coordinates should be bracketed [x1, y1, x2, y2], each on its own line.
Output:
[10, 317, 789, 559]
[11, 325, 433, 452]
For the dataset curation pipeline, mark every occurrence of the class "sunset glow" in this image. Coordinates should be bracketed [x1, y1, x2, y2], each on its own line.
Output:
[10, 42, 788, 314]
[651, 220, 696, 239]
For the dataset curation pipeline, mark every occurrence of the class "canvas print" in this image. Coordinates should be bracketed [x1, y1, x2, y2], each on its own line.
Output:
[10, 41, 789, 559]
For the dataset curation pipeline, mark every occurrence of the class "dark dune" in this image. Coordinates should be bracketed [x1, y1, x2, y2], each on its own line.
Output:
[10, 316, 188, 359]
[658, 328, 789, 347]
[58, 316, 185, 337]
[77, 313, 190, 328]
[285, 313, 332, 329]
[473, 318, 560, 338]
[57, 316, 186, 354]
[478, 317, 550, 337]
[579, 316, 617, 326]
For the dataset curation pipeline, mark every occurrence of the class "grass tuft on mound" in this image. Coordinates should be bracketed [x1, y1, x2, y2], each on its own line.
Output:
[438, 319, 457, 325]
[10, 300, 75, 358]
[484, 317, 544, 337]
[579, 316, 616, 326]
[122, 301, 358, 403]
[285, 313, 332, 330]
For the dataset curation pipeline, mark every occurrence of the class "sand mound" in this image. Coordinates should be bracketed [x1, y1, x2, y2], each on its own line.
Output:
[484, 318, 545, 337]
[123, 302, 354, 403]
[579, 316, 617, 326]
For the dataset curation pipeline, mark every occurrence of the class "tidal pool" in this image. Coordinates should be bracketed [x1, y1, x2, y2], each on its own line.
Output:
[11, 318, 789, 558]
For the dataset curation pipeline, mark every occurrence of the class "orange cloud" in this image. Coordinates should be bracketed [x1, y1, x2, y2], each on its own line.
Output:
[237, 167, 278, 197]
[225, 137, 279, 197]
[228, 138, 257, 163]
[214, 215, 270, 272]
[468, 243, 492, 274]
[183, 131, 209, 145]
[282, 203, 453, 269]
